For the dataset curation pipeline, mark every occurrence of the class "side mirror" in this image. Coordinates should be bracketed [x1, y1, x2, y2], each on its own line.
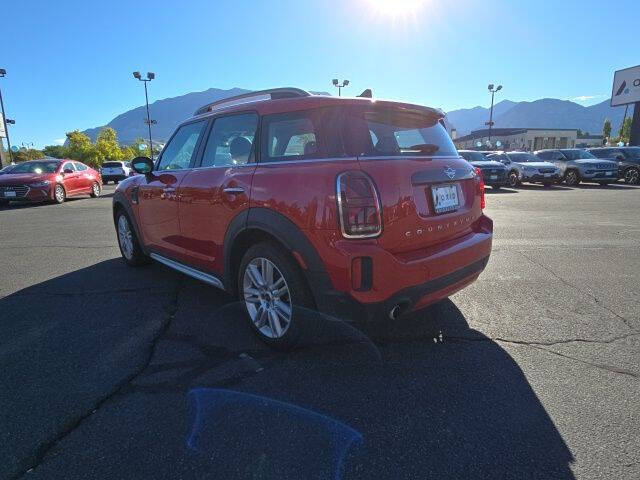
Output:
[131, 156, 154, 174]
[63, 168, 74, 174]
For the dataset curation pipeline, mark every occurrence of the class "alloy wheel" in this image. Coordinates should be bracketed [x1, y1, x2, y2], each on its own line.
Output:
[508, 172, 518, 187]
[565, 171, 578, 186]
[625, 168, 639, 185]
[55, 185, 65, 203]
[243, 257, 292, 339]
[117, 214, 134, 260]
[92, 183, 100, 197]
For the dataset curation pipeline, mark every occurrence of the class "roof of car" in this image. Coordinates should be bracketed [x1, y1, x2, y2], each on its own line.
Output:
[187, 88, 444, 124]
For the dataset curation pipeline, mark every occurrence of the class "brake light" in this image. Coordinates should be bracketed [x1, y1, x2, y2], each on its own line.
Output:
[337, 171, 383, 238]
[475, 167, 485, 209]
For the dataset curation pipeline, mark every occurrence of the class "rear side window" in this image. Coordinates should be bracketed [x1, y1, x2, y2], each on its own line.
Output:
[200, 113, 259, 167]
[261, 108, 345, 163]
[343, 106, 457, 157]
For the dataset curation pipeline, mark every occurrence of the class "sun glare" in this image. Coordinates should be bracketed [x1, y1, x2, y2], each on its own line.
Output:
[366, 0, 426, 18]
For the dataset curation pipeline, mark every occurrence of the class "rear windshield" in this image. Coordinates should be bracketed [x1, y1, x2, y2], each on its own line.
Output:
[356, 107, 456, 157]
[102, 162, 122, 168]
[459, 151, 487, 162]
[508, 153, 539, 162]
[622, 147, 640, 159]
[259, 105, 456, 163]
[9, 161, 60, 174]
[560, 149, 596, 160]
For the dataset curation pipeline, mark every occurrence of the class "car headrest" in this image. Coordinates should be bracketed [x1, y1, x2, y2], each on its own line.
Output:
[229, 137, 252, 157]
[304, 141, 317, 156]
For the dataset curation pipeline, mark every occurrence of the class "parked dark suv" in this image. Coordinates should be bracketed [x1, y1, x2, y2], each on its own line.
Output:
[112, 88, 493, 348]
[587, 147, 640, 185]
[458, 150, 507, 189]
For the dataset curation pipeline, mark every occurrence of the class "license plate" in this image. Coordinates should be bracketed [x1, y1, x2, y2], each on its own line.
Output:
[606, 171, 612, 176]
[544, 173, 552, 177]
[431, 184, 459, 214]
[4, 191, 16, 197]
[490, 175, 498, 180]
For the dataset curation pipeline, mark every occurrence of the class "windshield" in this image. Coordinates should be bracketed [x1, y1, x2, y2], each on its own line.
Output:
[459, 151, 487, 162]
[7, 161, 60, 174]
[508, 153, 539, 162]
[102, 162, 122, 168]
[560, 149, 597, 160]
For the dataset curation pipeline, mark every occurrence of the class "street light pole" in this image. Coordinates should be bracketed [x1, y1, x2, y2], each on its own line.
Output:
[332, 78, 350, 97]
[133, 71, 156, 159]
[0, 68, 14, 165]
[486, 84, 502, 144]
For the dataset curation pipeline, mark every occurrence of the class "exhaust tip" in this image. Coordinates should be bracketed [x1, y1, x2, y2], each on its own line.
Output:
[389, 305, 401, 320]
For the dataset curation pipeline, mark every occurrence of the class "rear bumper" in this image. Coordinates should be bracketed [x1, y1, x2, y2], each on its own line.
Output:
[102, 175, 127, 182]
[313, 214, 493, 322]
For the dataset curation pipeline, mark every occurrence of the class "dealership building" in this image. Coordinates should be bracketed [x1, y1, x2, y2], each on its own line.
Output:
[453, 127, 602, 151]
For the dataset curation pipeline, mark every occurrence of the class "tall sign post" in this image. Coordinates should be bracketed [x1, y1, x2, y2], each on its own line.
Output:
[611, 65, 640, 146]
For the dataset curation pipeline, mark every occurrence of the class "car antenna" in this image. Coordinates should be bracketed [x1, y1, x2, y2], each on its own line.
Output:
[357, 89, 373, 98]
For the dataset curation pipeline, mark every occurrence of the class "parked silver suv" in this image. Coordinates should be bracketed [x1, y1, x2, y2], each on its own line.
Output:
[487, 152, 560, 187]
[534, 149, 618, 186]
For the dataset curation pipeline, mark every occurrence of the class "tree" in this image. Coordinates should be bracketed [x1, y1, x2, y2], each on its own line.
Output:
[65, 130, 92, 162]
[603, 118, 612, 140]
[42, 145, 67, 158]
[120, 145, 138, 160]
[618, 117, 633, 143]
[131, 138, 151, 158]
[13, 148, 45, 162]
[94, 127, 124, 164]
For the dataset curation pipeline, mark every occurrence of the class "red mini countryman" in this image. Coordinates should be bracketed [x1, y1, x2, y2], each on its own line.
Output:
[112, 88, 493, 348]
[0, 159, 102, 205]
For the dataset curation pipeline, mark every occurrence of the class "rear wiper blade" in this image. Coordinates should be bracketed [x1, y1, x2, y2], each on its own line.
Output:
[407, 144, 440, 155]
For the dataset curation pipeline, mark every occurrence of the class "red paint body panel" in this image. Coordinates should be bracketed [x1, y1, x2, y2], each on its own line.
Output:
[177, 166, 256, 273]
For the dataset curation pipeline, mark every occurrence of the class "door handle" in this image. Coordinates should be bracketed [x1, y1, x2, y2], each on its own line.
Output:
[223, 187, 245, 194]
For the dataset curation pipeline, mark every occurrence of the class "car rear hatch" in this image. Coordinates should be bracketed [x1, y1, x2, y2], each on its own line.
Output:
[341, 103, 482, 254]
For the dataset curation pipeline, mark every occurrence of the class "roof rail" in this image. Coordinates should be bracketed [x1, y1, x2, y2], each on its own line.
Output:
[193, 87, 311, 116]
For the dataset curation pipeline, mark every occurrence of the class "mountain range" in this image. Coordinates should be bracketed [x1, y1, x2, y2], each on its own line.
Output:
[446, 98, 633, 137]
[80, 88, 634, 145]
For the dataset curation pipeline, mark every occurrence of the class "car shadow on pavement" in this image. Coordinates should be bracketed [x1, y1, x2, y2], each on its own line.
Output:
[0, 261, 576, 479]
[574, 183, 638, 190]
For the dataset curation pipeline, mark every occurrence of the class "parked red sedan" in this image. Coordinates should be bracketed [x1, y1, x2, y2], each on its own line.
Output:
[0, 159, 102, 205]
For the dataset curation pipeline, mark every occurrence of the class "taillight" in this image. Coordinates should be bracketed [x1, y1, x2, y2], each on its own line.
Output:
[337, 171, 383, 238]
[475, 167, 486, 209]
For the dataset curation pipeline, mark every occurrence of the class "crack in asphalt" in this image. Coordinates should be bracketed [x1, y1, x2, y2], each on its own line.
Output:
[445, 334, 639, 379]
[10, 286, 184, 480]
[6, 286, 175, 299]
[516, 250, 639, 333]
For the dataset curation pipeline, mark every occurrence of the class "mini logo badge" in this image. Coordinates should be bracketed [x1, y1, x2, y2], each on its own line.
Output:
[444, 166, 456, 179]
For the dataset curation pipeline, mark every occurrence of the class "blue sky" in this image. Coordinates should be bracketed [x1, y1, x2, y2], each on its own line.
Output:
[2, 0, 639, 148]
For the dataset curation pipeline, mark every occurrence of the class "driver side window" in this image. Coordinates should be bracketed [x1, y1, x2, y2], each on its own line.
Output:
[157, 121, 207, 171]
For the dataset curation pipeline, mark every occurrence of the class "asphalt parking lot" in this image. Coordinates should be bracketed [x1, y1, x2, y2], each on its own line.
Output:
[1, 183, 639, 479]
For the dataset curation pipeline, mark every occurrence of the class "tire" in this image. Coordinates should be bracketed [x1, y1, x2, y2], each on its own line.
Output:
[564, 170, 580, 186]
[507, 171, 519, 188]
[53, 184, 66, 204]
[115, 210, 149, 266]
[238, 242, 315, 350]
[624, 168, 639, 185]
[0, 199, 9, 207]
[90, 182, 101, 198]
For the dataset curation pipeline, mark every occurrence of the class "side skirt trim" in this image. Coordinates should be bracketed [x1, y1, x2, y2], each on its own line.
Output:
[150, 253, 225, 291]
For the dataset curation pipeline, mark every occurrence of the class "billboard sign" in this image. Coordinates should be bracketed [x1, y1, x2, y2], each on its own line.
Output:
[611, 65, 640, 107]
